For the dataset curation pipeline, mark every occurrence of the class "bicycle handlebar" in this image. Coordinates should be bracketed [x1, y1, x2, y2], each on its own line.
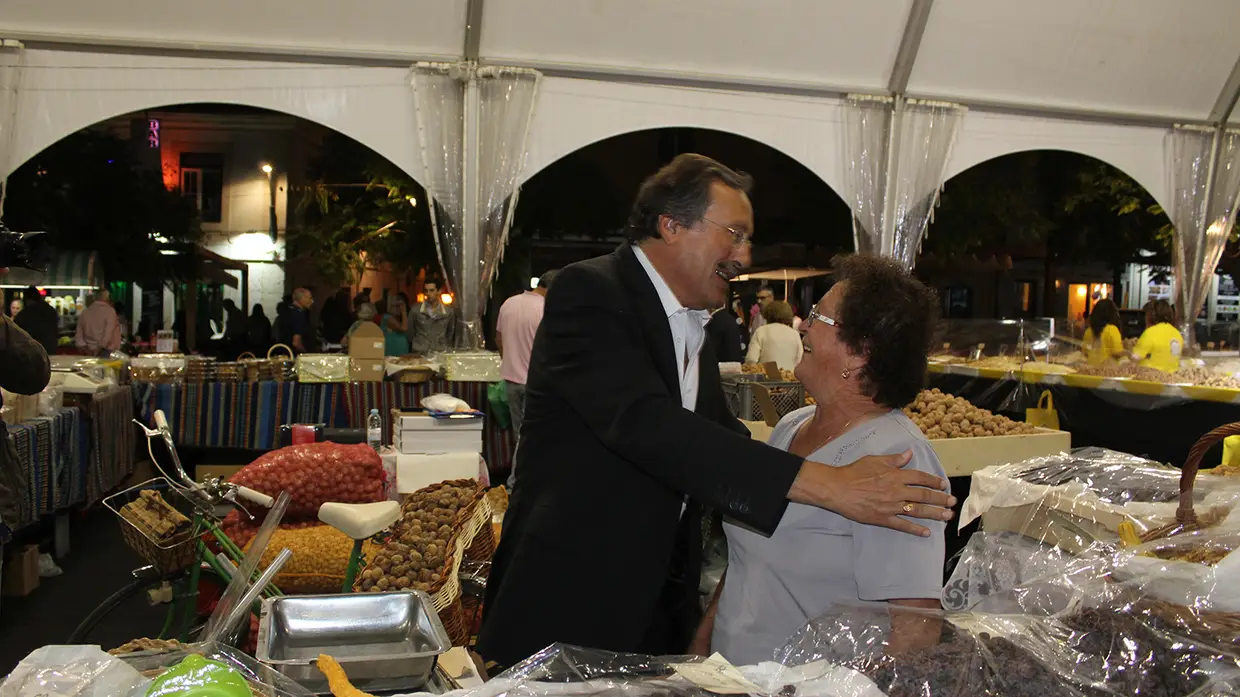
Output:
[235, 486, 274, 508]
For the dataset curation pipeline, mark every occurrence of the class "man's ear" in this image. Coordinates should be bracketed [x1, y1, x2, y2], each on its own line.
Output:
[657, 215, 679, 244]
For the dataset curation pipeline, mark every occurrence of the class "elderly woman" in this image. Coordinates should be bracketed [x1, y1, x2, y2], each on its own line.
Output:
[342, 303, 377, 349]
[745, 300, 803, 370]
[695, 254, 946, 665]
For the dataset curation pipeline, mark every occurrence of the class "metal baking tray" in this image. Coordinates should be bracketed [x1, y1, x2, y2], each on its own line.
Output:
[256, 590, 450, 694]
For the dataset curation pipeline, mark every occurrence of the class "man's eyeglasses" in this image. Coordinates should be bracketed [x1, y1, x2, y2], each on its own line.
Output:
[804, 308, 840, 329]
[700, 216, 752, 248]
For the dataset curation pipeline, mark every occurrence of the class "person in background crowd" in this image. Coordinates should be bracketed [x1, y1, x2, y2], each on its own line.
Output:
[274, 296, 291, 347]
[222, 299, 245, 342]
[732, 296, 751, 353]
[749, 286, 775, 332]
[383, 293, 412, 356]
[478, 153, 954, 672]
[697, 254, 946, 664]
[1133, 299, 1183, 372]
[496, 269, 559, 490]
[284, 288, 317, 354]
[409, 280, 455, 354]
[745, 300, 803, 370]
[320, 287, 353, 345]
[0, 270, 51, 545]
[75, 288, 121, 356]
[247, 304, 272, 353]
[114, 301, 132, 346]
[706, 305, 744, 363]
[8, 298, 21, 319]
[1082, 298, 1125, 366]
[343, 303, 377, 348]
[15, 286, 59, 356]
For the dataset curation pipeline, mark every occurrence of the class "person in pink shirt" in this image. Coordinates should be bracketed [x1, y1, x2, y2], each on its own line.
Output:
[75, 288, 121, 357]
[496, 269, 558, 490]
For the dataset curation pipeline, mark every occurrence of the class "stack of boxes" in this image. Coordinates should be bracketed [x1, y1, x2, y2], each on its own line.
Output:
[349, 323, 386, 382]
[391, 409, 485, 492]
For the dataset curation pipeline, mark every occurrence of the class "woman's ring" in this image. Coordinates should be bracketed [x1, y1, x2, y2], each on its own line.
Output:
[902, 503, 913, 514]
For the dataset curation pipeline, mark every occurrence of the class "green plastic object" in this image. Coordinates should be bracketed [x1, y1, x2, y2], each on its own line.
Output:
[145, 654, 252, 697]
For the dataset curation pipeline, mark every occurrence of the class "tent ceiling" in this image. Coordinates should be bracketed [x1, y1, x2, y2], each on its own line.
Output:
[6, 0, 1240, 124]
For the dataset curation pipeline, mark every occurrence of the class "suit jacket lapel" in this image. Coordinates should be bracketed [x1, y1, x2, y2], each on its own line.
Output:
[617, 244, 681, 398]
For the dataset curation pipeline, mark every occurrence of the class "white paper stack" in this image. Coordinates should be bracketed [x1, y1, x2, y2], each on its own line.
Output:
[393, 413, 483, 455]
[395, 453, 484, 493]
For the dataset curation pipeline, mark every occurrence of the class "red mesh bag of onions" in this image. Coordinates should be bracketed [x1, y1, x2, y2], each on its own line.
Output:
[227, 442, 386, 519]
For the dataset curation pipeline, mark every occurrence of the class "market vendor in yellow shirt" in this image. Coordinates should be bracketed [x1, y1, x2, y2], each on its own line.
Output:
[1082, 299, 1126, 366]
[1132, 299, 1184, 373]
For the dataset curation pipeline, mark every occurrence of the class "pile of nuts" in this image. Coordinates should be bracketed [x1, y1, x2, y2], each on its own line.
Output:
[357, 479, 483, 594]
[902, 389, 1039, 439]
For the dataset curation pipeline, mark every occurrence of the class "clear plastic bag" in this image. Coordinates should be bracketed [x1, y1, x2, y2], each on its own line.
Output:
[0, 645, 149, 697]
[118, 642, 314, 697]
[960, 447, 1240, 555]
[771, 599, 1240, 697]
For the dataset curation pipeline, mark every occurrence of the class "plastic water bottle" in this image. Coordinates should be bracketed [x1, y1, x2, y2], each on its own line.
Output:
[367, 409, 383, 452]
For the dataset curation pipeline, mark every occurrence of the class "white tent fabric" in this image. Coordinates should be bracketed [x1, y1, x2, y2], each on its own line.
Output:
[6, 0, 1240, 211]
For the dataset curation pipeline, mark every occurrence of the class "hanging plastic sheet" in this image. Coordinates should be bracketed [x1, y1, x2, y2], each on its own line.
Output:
[0, 40, 25, 216]
[843, 95, 891, 257]
[843, 96, 965, 268]
[1166, 126, 1240, 351]
[465, 66, 540, 349]
[411, 61, 466, 328]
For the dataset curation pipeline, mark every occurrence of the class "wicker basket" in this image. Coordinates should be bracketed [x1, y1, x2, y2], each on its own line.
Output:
[184, 358, 217, 384]
[105, 478, 208, 575]
[1142, 422, 1240, 542]
[464, 522, 496, 562]
[215, 362, 243, 384]
[438, 596, 471, 647]
[267, 344, 296, 382]
[237, 352, 271, 383]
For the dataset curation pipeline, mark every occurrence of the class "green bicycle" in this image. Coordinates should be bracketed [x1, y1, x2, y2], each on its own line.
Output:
[68, 410, 400, 645]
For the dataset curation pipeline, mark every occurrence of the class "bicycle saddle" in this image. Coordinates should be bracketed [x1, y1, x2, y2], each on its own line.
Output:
[318, 500, 401, 540]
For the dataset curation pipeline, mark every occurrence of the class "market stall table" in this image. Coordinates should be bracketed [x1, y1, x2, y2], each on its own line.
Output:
[134, 379, 514, 475]
[6, 407, 85, 531]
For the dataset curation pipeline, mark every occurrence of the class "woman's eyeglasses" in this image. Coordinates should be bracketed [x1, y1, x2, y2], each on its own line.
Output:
[804, 308, 840, 328]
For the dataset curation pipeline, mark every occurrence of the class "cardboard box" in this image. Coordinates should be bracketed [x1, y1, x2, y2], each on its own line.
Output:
[349, 322, 386, 360]
[2, 545, 39, 597]
[350, 358, 386, 383]
[391, 410, 484, 432]
[395, 429, 482, 455]
[395, 453, 483, 494]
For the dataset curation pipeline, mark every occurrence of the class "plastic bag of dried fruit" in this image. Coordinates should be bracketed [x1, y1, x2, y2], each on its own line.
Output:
[769, 597, 1240, 697]
[227, 442, 386, 519]
[960, 446, 1240, 556]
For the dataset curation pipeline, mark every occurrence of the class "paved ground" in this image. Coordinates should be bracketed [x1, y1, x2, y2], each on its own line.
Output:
[1, 509, 168, 677]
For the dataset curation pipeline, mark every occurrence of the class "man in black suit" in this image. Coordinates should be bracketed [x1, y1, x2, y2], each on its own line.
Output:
[477, 154, 954, 670]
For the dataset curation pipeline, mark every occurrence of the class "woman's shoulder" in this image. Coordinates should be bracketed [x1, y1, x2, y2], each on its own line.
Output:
[771, 406, 815, 440]
[869, 411, 945, 476]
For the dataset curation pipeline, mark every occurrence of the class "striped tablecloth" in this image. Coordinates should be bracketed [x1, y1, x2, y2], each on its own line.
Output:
[134, 381, 344, 451]
[134, 380, 514, 473]
[8, 407, 85, 530]
[81, 386, 137, 505]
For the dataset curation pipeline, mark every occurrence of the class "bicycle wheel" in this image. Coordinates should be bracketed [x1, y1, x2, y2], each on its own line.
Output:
[68, 575, 167, 644]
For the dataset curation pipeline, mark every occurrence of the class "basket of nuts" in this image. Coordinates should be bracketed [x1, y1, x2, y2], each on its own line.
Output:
[353, 480, 491, 641]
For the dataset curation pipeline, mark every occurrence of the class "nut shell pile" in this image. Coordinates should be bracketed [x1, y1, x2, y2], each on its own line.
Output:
[903, 389, 1038, 439]
[357, 479, 484, 595]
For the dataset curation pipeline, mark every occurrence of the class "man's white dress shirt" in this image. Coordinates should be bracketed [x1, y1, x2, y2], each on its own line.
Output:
[633, 246, 712, 411]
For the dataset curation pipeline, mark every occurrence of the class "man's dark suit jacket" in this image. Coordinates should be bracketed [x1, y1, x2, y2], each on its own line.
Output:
[477, 244, 804, 668]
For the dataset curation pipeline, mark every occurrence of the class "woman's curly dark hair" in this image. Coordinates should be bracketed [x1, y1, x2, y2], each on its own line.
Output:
[831, 254, 940, 409]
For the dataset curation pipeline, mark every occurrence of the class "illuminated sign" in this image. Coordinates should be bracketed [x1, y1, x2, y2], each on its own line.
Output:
[147, 119, 160, 148]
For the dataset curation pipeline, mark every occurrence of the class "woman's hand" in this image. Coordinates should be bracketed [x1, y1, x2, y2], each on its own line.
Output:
[788, 451, 955, 537]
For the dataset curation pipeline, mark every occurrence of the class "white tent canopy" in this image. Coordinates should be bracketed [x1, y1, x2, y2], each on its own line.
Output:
[5, 0, 1240, 211]
[734, 269, 831, 283]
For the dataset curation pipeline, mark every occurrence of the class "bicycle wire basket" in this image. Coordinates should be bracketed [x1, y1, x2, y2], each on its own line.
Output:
[105, 478, 215, 575]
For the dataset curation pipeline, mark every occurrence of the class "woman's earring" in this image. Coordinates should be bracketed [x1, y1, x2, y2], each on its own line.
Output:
[840, 369, 851, 379]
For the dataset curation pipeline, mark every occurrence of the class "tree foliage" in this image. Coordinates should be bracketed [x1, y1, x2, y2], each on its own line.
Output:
[289, 133, 437, 286]
[1, 130, 202, 285]
[926, 151, 1171, 270]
